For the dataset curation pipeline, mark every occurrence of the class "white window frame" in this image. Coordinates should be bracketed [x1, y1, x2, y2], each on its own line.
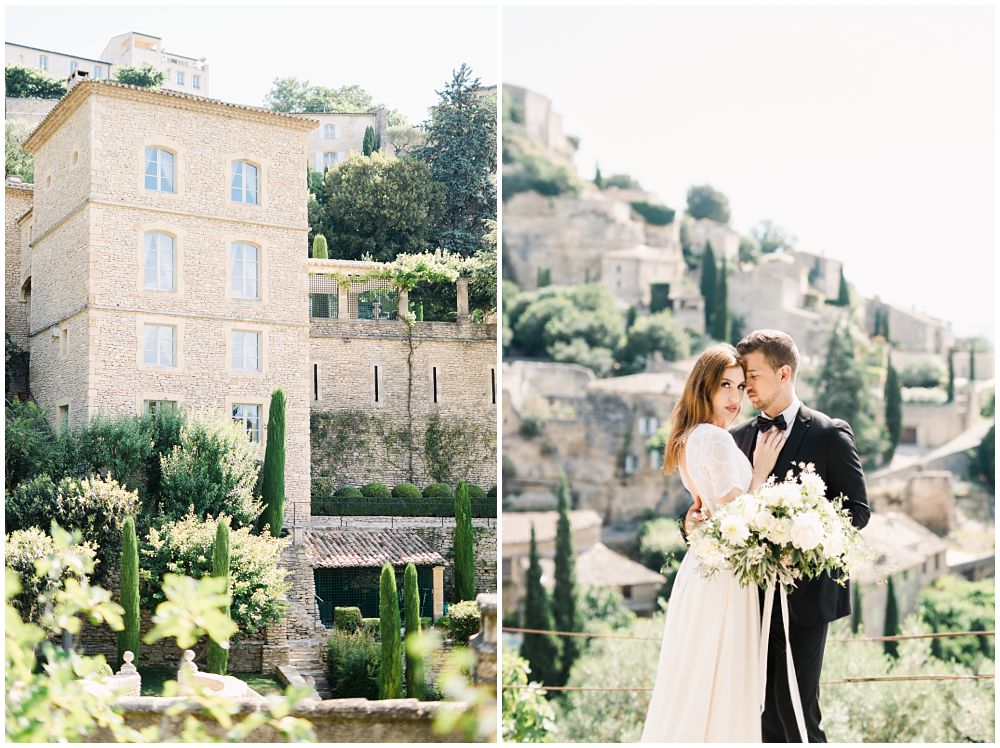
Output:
[232, 403, 261, 443]
[231, 160, 259, 204]
[142, 324, 175, 367]
[93, 66, 104, 79]
[176, 70, 185, 86]
[38, 54, 48, 71]
[143, 231, 175, 291]
[231, 243, 260, 299]
[323, 123, 336, 139]
[192, 74, 201, 90]
[231, 330, 260, 371]
[323, 152, 338, 169]
[144, 147, 175, 192]
[69, 61, 78, 74]
[649, 448, 664, 470]
[624, 454, 639, 474]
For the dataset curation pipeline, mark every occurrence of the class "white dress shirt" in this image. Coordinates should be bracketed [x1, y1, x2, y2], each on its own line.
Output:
[755, 397, 801, 445]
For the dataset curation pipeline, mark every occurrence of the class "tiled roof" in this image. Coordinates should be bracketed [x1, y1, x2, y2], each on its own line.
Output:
[576, 543, 666, 587]
[502, 510, 603, 546]
[304, 529, 447, 569]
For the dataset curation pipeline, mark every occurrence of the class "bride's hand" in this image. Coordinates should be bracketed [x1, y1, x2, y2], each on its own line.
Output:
[684, 494, 709, 536]
[752, 428, 786, 479]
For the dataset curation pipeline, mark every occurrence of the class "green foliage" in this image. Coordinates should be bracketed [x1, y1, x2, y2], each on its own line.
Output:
[326, 627, 380, 698]
[502, 132, 581, 201]
[520, 527, 561, 687]
[311, 152, 442, 261]
[466, 483, 487, 500]
[157, 411, 262, 528]
[378, 563, 403, 698]
[851, 583, 863, 634]
[630, 201, 675, 225]
[712, 258, 731, 341]
[311, 485, 497, 518]
[620, 310, 690, 374]
[553, 473, 580, 685]
[413, 64, 496, 257]
[6, 122, 35, 183]
[603, 173, 642, 190]
[334, 606, 363, 632]
[403, 563, 425, 699]
[593, 163, 604, 189]
[5, 526, 96, 624]
[738, 235, 761, 264]
[140, 514, 288, 635]
[423, 482, 455, 499]
[884, 356, 903, 462]
[649, 283, 670, 314]
[835, 266, 851, 306]
[311, 233, 328, 259]
[975, 425, 995, 488]
[118, 516, 140, 666]
[5, 474, 139, 583]
[261, 389, 286, 537]
[700, 243, 717, 333]
[5, 399, 57, 490]
[900, 360, 944, 388]
[578, 584, 635, 632]
[265, 77, 404, 124]
[453, 481, 476, 602]
[502, 654, 558, 742]
[113, 64, 165, 88]
[5, 65, 67, 98]
[206, 520, 231, 675]
[362, 617, 381, 637]
[335, 485, 364, 497]
[363, 125, 377, 156]
[442, 599, 480, 643]
[919, 575, 995, 667]
[392, 482, 423, 499]
[686, 184, 731, 223]
[361, 481, 392, 498]
[637, 517, 686, 599]
[884, 576, 900, 659]
[750, 219, 796, 254]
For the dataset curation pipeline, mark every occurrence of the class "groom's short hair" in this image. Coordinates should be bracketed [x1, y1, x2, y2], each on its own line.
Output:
[736, 330, 799, 377]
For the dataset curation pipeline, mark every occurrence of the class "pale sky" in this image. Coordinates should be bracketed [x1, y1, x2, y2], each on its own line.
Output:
[503, 5, 995, 342]
[5, 3, 498, 125]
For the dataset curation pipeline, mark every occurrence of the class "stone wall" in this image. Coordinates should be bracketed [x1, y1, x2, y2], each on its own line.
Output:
[5, 183, 33, 350]
[5, 96, 60, 127]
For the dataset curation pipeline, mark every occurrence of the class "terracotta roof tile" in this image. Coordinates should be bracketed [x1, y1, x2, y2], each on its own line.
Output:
[304, 529, 447, 569]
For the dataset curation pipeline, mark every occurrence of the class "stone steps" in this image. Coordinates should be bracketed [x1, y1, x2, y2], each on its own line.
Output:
[285, 637, 331, 699]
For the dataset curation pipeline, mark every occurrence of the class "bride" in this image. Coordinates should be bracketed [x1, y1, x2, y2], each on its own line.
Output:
[641, 344, 785, 743]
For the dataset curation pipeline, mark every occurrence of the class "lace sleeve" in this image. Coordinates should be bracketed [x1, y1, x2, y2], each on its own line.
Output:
[690, 426, 752, 504]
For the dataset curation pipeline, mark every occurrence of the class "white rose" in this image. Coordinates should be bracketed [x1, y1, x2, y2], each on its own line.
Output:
[790, 512, 825, 551]
[822, 529, 846, 558]
[776, 483, 803, 508]
[799, 470, 827, 500]
[767, 517, 793, 546]
[720, 515, 751, 546]
[751, 509, 773, 531]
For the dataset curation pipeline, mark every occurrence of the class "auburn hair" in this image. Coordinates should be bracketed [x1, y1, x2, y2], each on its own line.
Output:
[663, 344, 744, 475]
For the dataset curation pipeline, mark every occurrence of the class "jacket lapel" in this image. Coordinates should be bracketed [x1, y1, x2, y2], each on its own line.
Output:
[730, 420, 757, 460]
[774, 405, 811, 478]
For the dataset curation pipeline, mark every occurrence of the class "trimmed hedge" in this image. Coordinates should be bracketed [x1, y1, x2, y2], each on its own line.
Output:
[466, 484, 487, 500]
[422, 483, 454, 499]
[326, 628, 379, 698]
[313, 478, 495, 517]
[630, 200, 676, 225]
[442, 599, 480, 643]
[362, 617, 381, 637]
[391, 482, 422, 499]
[334, 606, 363, 632]
[334, 485, 363, 498]
[361, 482, 391, 498]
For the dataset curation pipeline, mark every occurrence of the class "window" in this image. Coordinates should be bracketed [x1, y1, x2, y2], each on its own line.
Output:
[231, 161, 259, 204]
[192, 74, 201, 90]
[231, 330, 260, 371]
[144, 147, 175, 192]
[323, 152, 338, 169]
[432, 366, 439, 404]
[93, 66, 104, 79]
[649, 449, 664, 470]
[232, 403, 261, 443]
[143, 231, 175, 291]
[639, 416, 659, 436]
[38, 54, 48, 71]
[624, 454, 639, 474]
[313, 363, 319, 401]
[323, 124, 337, 139]
[176, 71, 185, 86]
[143, 324, 175, 366]
[374, 366, 380, 403]
[57, 404, 69, 430]
[231, 243, 259, 299]
[69, 61, 79, 74]
[622, 585, 633, 600]
[491, 368, 496, 405]
[144, 400, 177, 415]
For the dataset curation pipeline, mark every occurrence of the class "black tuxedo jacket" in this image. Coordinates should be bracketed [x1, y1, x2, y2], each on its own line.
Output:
[730, 404, 871, 627]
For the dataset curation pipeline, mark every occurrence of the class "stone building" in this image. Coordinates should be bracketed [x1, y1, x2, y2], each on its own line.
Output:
[502, 84, 576, 163]
[600, 244, 685, 309]
[6, 41, 114, 83]
[294, 110, 391, 173]
[688, 217, 740, 262]
[865, 296, 954, 355]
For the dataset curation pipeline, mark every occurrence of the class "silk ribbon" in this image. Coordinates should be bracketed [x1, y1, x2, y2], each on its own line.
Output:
[759, 579, 809, 743]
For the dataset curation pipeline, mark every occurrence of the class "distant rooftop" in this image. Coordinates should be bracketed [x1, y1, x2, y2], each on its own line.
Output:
[305, 529, 447, 569]
[502, 509, 603, 547]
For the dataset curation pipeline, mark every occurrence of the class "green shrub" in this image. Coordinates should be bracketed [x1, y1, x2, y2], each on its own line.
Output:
[335, 485, 363, 498]
[378, 563, 403, 698]
[4, 399, 58, 490]
[5, 474, 139, 582]
[488, 485, 497, 499]
[637, 517, 687, 599]
[157, 412, 262, 528]
[466, 484, 487, 500]
[919, 575, 995, 666]
[422, 483, 454, 499]
[391, 482, 422, 499]
[326, 628, 379, 699]
[6, 527, 96, 623]
[362, 617, 380, 637]
[5, 65, 67, 98]
[311, 477, 334, 501]
[140, 514, 288, 635]
[630, 201, 676, 225]
[361, 482, 392, 498]
[442, 599, 480, 643]
[334, 606, 363, 632]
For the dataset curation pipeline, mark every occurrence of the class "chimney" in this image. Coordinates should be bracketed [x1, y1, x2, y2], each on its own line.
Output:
[67, 70, 91, 90]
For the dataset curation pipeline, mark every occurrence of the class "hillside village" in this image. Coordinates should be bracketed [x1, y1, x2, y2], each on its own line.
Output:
[500, 84, 995, 632]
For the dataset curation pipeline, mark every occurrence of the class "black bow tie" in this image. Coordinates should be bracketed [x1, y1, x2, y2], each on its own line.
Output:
[756, 413, 787, 432]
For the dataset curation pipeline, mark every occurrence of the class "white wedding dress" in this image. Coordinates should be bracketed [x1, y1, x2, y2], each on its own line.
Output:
[641, 423, 762, 743]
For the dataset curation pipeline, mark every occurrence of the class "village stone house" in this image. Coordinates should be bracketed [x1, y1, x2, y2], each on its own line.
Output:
[295, 110, 392, 174]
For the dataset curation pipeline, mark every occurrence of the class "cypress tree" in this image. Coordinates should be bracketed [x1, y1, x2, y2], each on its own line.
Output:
[946, 348, 955, 403]
[261, 389, 286, 537]
[883, 575, 899, 659]
[884, 353, 902, 462]
[815, 320, 865, 428]
[403, 563, 424, 699]
[312, 234, 329, 260]
[379, 563, 403, 698]
[712, 257, 730, 342]
[520, 526, 561, 687]
[552, 472, 580, 685]
[969, 341, 976, 383]
[882, 310, 890, 342]
[836, 267, 850, 306]
[118, 516, 140, 665]
[594, 163, 604, 189]
[700, 242, 717, 333]
[207, 520, 231, 675]
[454, 480, 475, 602]
[851, 583, 863, 635]
[363, 126, 376, 156]
[374, 129, 382, 153]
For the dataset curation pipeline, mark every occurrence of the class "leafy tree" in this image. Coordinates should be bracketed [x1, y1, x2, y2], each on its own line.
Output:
[403, 563, 424, 699]
[603, 174, 641, 190]
[502, 654, 558, 742]
[835, 267, 850, 306]
[413, 64, 497, 256]
[5, 526, 95, 625]
[712, 258, 730, 342]
[686, 184, 731, 223]
[637, 517, 686, 600]
[454, 481, 476, 602]
[520, 526, 561, 687]
[919, 575, 994, 666]
[851, 582, 863, 634]
[620, 310, 690, 374]
[312, 153, 441, 261]
[118, 516, 140, 666]
[6, 122, 34, 183]
[630, 201, 675, 225]
[649, 283, 670, 314]
[738, 235, 761, 264]
[593, 163, 604, 189]
[884, 355, 903, 462]
[883, 575, 900, 659]
[206, 520, 231, 674]
[946, 348, 955, 402]
[553, 473, 580, 685]
[750, 219, 796, 254]
[261, 389, 286, 537]
[363, 125, 376, 156]
[311, 234, 328, 259]
[113, 64, 165, 88]
[700, 242, 717, 333]
[265, 77, 406, 125]
[5, 399, 56, 490]
[5, 65, 66, 98]
[378, 563, 403, 698]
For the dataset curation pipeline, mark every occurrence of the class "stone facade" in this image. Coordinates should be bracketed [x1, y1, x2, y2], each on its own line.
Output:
[5, 180, 33, 350]
[5, 97, 60, 128]
[503, 84, 576, 163]
[866, 296, 953, 355]
[688, 217, 740, 261]
[295, 110, 391, 173]
[6, 42, 113, 85]
[99, 32, 210, 96]
[600, 243, 685, 309]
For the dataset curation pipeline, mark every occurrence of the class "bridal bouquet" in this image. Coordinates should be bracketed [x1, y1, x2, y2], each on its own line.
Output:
[688, 463, 868, 589]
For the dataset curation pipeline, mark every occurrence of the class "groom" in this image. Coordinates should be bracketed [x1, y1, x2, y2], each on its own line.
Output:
[685, 329, 870, 742]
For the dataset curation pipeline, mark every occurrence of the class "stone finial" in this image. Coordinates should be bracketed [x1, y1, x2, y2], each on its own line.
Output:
[456, 277, 470, 323]
[119, 650, 138, 675]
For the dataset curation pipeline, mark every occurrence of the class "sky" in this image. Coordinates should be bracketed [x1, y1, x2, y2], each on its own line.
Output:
[5, 3, 498, 125]
[503, 4, 996, 342]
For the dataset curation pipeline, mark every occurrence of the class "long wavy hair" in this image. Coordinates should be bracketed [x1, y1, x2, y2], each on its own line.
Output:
[663, 344, 744, 475]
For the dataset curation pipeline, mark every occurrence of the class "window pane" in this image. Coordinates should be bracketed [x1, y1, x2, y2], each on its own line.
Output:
[232, 333, 243, 368]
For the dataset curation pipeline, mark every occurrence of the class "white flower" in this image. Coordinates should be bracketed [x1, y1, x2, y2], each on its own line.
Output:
[776, 483, 803, 509]
[766, 517, 793, 545]
[720, 515, 751, 546]
[799, 470, 827, 500]
[822, 528, 846, 558]
[750, 509, 773, 531]
[790, 511, 825, 551]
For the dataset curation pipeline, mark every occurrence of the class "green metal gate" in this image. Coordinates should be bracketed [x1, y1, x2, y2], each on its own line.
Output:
[314, 566, 434, 627]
